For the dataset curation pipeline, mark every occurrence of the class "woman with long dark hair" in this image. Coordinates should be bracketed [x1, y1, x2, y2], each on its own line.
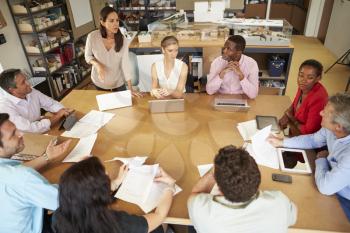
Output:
[85, 6, 142, 97]
[52, 157, 176, 233]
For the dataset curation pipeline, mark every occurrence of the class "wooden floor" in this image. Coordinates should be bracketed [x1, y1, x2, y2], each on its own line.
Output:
[286, 36, 350, 98]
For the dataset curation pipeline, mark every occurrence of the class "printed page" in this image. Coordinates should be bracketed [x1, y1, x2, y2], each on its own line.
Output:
[140, 183, 182, 213]
[105, 156, 147, 167]
[63, 133, 98, 163]
[79, 110, 115, 127]
[96, 90, 132, 111]
[237, 120, 258, 141]
[115, 164, 159, 204]
[249, 125, 279, 169]
[61, 122, 100, 138]
[197, 164, 213, 177]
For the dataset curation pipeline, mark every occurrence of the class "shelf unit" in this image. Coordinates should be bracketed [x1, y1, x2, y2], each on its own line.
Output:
[6, 0, 91, 100]
[113, 0, 177, 31]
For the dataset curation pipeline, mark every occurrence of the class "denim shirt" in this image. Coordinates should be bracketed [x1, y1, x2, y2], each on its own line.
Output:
[0, 158, 58, 233]
[284, 128, 350, 200]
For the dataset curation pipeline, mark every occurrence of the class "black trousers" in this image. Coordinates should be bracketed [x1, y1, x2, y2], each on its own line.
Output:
[94, 84, 127, 92]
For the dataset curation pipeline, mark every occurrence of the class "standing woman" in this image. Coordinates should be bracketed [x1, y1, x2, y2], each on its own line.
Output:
[151, 36, 188, 99]
[85, 6, 142, 97]
[52, 157, 176, 233]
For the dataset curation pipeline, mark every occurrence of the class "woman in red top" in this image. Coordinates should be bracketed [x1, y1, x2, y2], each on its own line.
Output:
[279, 59, 328, 136]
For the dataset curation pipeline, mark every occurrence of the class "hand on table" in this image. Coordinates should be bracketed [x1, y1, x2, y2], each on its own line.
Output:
[154, 167, 176, 186]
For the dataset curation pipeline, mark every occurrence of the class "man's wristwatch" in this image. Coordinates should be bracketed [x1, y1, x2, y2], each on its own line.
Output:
[42, 153, 50, 162]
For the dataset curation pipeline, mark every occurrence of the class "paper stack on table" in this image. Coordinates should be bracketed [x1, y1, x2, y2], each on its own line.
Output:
[96, 90, 132, 111]
[62, 110, 114, 138]
[196, 164, 220, 195]
[245, 125, 279, 169]
[115, 156, 182, 213]
[63, 133, 98, 163]
[236, 120, 258, 141]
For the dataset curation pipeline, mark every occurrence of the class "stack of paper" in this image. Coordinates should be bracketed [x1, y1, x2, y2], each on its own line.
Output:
[96, 90, 132, 111]
[115, 156, 182, 213]
[62, 110, 114, 138]
[245, 125, 279, 169]
[196, 164, 220, 195]
[63, 133, 98, 163]
[237, 120, 258, 141]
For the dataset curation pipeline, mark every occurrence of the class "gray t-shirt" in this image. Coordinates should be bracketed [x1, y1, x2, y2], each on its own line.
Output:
[188, 190, 297, 233]
[85, 30, 132, 89]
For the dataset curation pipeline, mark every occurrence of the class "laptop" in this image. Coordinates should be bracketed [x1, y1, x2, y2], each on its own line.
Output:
[149, 99, 185, 113]
[214, 98, 250, 112]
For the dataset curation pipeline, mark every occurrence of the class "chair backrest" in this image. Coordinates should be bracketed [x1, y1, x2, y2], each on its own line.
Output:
[136, 54, 164, 92]
[128, 51, 139, 87]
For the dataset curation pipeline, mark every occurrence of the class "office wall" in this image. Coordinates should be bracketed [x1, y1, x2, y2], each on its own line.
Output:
[0, 0, 29, 71]
[324, 0, 350, 58]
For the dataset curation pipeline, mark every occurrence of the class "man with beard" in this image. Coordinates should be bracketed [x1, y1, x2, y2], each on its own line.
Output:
[0, 113, 71, 233]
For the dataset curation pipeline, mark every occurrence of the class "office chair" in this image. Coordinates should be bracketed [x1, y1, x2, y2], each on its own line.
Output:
[128, 51, 140, 90]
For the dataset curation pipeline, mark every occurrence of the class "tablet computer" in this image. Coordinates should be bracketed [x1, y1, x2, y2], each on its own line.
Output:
[149, 99, 185, 113]
[214, 98, 250, 112]
[256, 115, 279, 132]
[277, 148, 312, 174]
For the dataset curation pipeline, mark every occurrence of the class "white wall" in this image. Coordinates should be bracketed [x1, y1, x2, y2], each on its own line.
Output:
[324, 0, 350, 58]
[0, 0, 29, 71]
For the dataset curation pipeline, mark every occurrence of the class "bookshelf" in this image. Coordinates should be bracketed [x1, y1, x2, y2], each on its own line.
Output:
[6, 0, 91, 100]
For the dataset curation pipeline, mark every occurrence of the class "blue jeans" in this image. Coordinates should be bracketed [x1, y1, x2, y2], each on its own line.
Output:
[337, 194, 350, 222]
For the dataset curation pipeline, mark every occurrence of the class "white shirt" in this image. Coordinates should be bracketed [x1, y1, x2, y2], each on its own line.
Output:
[0, 88, 63, 133]
[154, 58, 185, 92]
[85, 30, 132, 90]
[188, 191, 297, 233]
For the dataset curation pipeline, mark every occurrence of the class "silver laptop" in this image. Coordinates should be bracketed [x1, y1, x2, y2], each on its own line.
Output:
[149, 99, 185, 113]
[214, 98, 250, 112]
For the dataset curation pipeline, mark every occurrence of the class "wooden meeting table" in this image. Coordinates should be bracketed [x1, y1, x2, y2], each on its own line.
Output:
[39, 90, 350, 233]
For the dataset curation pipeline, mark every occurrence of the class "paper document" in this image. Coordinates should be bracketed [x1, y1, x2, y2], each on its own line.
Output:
[115, 163, 182, 213]
[96, 90, 132, 111]
[105, 156, 147, 167]
[79, 110, 114, 126]
[197, 164, 213, 177]
[116, 164, 159, 204]
[63, 133, 97, 163]
[237, 120, 258, 141]
[62, 111, 114, 138]
[247, 125, 279, 169]
[61, 122, 100, 138]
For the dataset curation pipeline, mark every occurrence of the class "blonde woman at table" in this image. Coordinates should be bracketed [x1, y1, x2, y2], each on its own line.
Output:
[52, 157, 176, 233]
[151, 36, 188, 99]
[85, 6, 142, 97]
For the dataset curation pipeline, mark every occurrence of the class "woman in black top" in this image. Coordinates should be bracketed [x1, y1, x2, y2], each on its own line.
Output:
[52, 157, 176, 233]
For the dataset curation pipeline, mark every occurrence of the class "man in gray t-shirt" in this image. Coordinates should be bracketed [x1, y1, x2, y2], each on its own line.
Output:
[187, 146, 297, 233]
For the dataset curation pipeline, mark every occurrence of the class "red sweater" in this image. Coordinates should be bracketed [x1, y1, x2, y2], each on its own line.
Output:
[292, 82, 328, 134]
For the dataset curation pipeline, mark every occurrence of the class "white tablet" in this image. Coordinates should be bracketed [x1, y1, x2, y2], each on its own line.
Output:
[277, 148, 312, 174]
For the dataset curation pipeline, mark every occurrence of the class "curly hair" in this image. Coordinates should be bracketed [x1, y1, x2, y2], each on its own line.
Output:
[214, 145, 261, 203]
[227, 35, 246, 51]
